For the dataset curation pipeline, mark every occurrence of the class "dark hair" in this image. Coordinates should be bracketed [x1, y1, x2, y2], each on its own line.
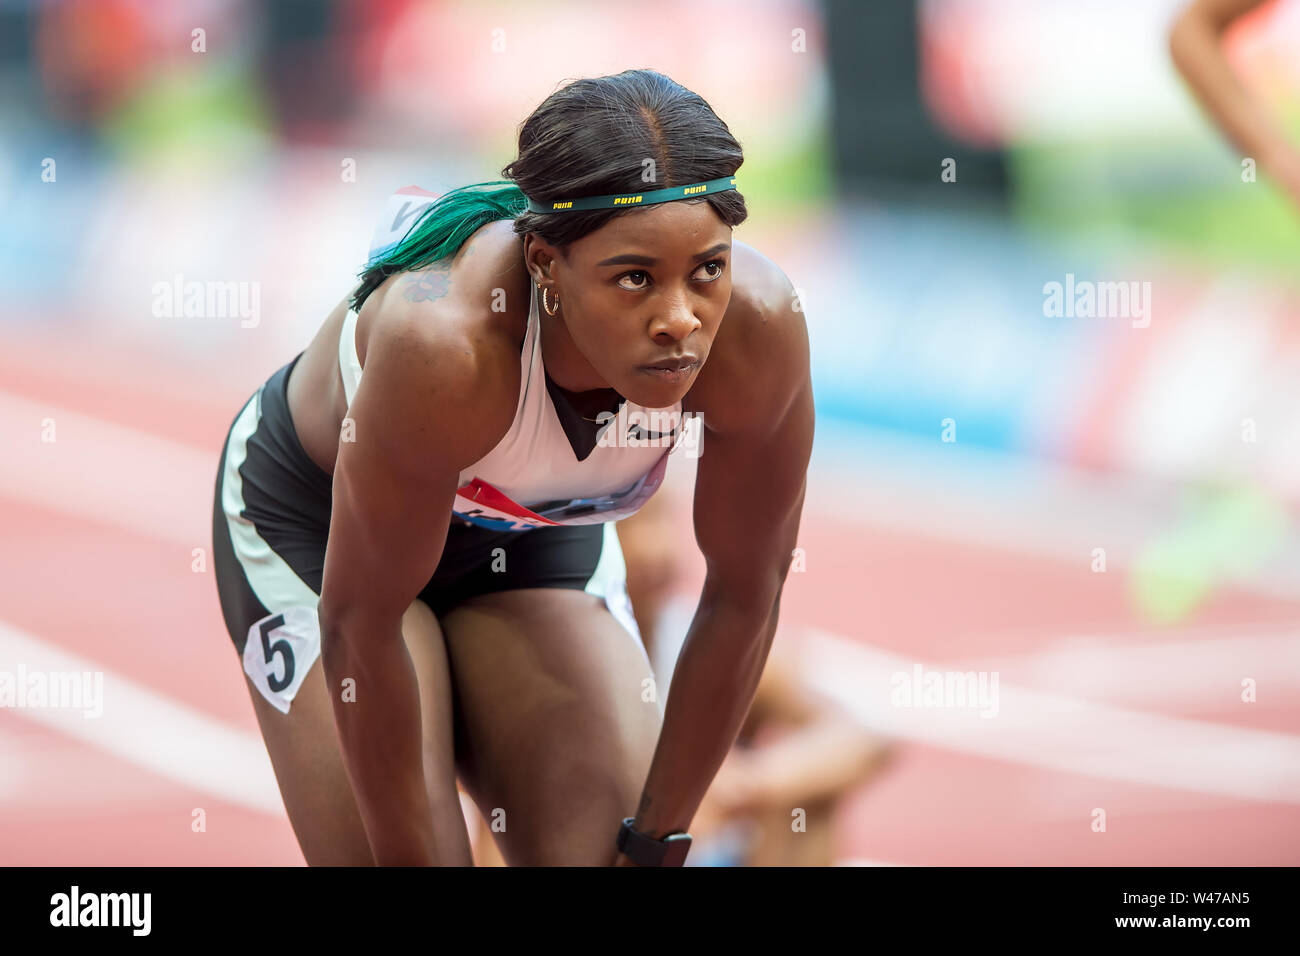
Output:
[350, 69, 747, 312]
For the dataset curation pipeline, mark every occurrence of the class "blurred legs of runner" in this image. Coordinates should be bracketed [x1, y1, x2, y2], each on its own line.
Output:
[740, 796, 838, 867]
[615, 465, 897, 867]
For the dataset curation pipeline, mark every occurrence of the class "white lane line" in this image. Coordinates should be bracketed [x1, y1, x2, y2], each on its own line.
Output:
[0, 620, 284, 816]
[0, 722, 27, 800]
[0, 390, 216, 548]
[836, 858, 910, 866]
[800, 628, 1300, 805]
[944, 631, 1300, 706]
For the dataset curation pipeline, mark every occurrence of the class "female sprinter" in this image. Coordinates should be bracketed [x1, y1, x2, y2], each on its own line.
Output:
[210, 68, 814, 866]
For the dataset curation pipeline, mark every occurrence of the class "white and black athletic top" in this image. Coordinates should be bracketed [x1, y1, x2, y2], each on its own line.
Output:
[341, 187, 686, 533]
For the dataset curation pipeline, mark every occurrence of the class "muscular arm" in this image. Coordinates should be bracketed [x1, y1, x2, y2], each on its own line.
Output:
[1169, 0, 1300, 206]
[318, 250, 519, 865]
[628, 247, 815, 843]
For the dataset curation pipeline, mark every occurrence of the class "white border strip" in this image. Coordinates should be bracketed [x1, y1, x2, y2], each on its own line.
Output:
[219, 389, 320, 615]
[801, 627, 1300, 805]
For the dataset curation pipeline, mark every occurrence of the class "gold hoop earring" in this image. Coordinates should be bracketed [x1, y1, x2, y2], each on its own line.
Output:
[542, 286, 560, 317]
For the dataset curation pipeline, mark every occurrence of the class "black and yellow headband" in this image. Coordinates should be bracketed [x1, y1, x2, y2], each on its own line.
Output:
[524, 176, 737, 214]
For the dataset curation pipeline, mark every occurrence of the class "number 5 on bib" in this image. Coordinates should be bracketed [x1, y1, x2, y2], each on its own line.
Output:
[242, 605, 321, 714]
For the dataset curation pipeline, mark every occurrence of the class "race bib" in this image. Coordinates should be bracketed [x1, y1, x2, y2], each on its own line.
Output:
[367, 185, 445, 263]
[242, 605, 321, 715]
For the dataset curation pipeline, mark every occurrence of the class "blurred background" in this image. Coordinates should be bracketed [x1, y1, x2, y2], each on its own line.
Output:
[1, 0, 1298, 865]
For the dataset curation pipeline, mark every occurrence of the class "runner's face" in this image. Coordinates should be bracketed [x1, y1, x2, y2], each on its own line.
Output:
[544, 202, 732, 409]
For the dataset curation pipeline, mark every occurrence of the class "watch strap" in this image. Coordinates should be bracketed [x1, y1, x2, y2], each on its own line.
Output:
[617, 818, 691, 867]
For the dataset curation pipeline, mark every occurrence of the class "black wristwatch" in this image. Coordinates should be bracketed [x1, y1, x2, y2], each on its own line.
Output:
[616, 818, 692, 867]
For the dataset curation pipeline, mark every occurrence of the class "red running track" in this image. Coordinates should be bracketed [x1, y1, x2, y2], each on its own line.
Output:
[1, 328, 1297, 865]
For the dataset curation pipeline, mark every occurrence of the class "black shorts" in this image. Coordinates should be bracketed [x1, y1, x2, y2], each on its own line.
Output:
[211, 352, 641, 710]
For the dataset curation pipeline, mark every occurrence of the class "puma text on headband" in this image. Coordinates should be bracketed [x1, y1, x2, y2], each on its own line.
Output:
[523, 176, 738, 214]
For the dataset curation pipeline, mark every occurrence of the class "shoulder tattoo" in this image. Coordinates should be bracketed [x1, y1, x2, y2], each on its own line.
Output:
[400, 258, 454, 303]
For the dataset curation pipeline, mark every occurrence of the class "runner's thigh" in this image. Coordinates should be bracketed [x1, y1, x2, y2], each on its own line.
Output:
[439, 587, 662, 866]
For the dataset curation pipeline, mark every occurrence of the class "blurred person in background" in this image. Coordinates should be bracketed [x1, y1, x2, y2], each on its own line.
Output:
[1159, 0, 1300, 626]
[1171, 0, 1300, 211]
